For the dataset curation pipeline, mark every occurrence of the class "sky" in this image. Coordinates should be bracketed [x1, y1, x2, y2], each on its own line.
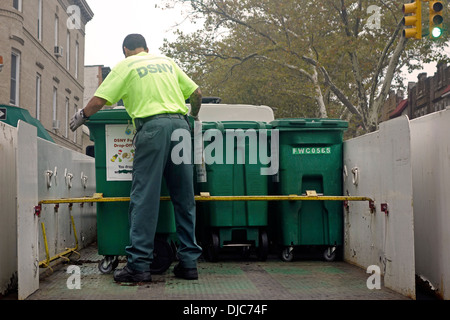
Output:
[84, 0, 198, 68]
[83, 0, 447, 84]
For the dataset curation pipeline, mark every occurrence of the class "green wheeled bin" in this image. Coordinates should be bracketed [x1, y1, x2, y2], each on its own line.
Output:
[195, 121, 272, 261]
[269, 118, 348, 262]
[86, 108, 177, 274]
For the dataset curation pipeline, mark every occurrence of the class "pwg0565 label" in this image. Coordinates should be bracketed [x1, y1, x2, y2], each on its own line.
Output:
[292, 147, 331, 155]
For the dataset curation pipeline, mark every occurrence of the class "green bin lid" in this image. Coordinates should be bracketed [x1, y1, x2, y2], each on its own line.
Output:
[0, 105, 54, 142]
[87, 108, 131, 123]
[270, 118, 348, 129]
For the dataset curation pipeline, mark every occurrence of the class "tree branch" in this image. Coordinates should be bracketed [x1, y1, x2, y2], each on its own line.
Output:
[301, 54, 364, 126]
[370, 34, 408, 130]
[369, 19, 403, 109]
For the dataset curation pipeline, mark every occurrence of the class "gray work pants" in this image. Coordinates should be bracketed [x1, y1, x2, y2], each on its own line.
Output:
[126, 115, 202, 271]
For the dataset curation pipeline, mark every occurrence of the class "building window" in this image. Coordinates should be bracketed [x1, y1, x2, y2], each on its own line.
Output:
[10, 51, 20, 106]
[65, 98, 69, 138]
[13, 0, 22, 11]
[54, 16, 59, 47]
[75, 41, 79, 79]
[66, 31, 70, 70]
[37, 0, 42, 41]
[52, 87, 58, 123]
[36, 74, 41, 120]
[73, 104, 78, 143]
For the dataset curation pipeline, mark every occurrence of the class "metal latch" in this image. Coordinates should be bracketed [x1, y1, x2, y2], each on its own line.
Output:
[34, 205, 41, 217]
[381, 203, 389, 215]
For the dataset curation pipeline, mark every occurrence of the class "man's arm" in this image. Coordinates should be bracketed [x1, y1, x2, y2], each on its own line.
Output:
[70, 96, 107, 131]
[189, 88, 202, 119]
[84, 96, 107, 117]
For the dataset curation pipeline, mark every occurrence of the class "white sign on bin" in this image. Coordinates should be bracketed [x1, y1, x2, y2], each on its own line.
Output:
[105, 124, 135, 181]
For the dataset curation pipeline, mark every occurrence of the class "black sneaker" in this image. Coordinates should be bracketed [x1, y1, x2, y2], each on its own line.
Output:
[113, 265, 152, 283]
[173, 263, 198, 280]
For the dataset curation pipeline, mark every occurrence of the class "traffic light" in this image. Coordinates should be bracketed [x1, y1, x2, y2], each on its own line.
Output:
[429, 1, 444, 39]
[402, 0, 422, 39]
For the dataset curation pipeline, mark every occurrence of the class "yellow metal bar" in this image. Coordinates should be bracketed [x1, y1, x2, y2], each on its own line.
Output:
[38, 215, 80, 269]
[39, 222, 51, 269]
[71, 215, 79, 250]
[38, 193, 373, 205]
[194, 195, 373, 202]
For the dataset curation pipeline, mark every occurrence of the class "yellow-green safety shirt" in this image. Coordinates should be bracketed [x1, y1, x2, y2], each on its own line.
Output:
[94, 52, 198, 124]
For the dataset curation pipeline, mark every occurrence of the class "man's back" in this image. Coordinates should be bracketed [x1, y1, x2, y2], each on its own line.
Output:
[95, 52, 197, 121]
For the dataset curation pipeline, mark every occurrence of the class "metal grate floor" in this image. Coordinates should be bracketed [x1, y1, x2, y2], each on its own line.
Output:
[27, 242, 410, 301]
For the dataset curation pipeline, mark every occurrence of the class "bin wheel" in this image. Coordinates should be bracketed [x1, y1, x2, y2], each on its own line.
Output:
[241, 246, 251, 259]
[257, 230, 269, 261]
[206, 232, 220, 262]
[323, 246, 336, 262]
[281, 247, 294, 262]
[151, 237, 174, 274]
[98, 255, 119, 274]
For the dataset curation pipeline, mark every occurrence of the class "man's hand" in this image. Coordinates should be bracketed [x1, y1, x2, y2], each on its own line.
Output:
[70, 109, 87, 132]
[189, 88, 202, 120]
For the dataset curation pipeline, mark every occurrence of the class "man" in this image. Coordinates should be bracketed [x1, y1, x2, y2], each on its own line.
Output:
[70, 33, 203, 282]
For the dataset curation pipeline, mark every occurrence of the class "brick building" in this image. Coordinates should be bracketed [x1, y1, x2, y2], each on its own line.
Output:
[0, 0, 93, 152]
[418, 62, 450, 116]
[383, 62, 450, 122]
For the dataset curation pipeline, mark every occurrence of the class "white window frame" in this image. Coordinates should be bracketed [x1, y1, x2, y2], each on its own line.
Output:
[52, 87, 58, 122]
[73, 104, 78, 143]
[75, 41, 79, 79]
[13, 0, 22, 11]
[37, 0, 43, 41]
[36, 73, 41, 120]
[54, 16, 59, 47]
[65, 97, 69, 138]
[10, 51, 20, 106]
[66, 31, 70, 70]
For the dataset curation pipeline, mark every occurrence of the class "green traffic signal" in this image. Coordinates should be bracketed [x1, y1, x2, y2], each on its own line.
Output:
[431, 26, 443, 38]
[429, 1, 444, 39]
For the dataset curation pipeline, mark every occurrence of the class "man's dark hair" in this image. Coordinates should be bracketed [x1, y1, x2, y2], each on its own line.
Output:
[122, 34, 148, 55]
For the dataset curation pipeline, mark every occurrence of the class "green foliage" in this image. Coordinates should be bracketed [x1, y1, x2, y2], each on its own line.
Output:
[161, 0, 449, 135]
